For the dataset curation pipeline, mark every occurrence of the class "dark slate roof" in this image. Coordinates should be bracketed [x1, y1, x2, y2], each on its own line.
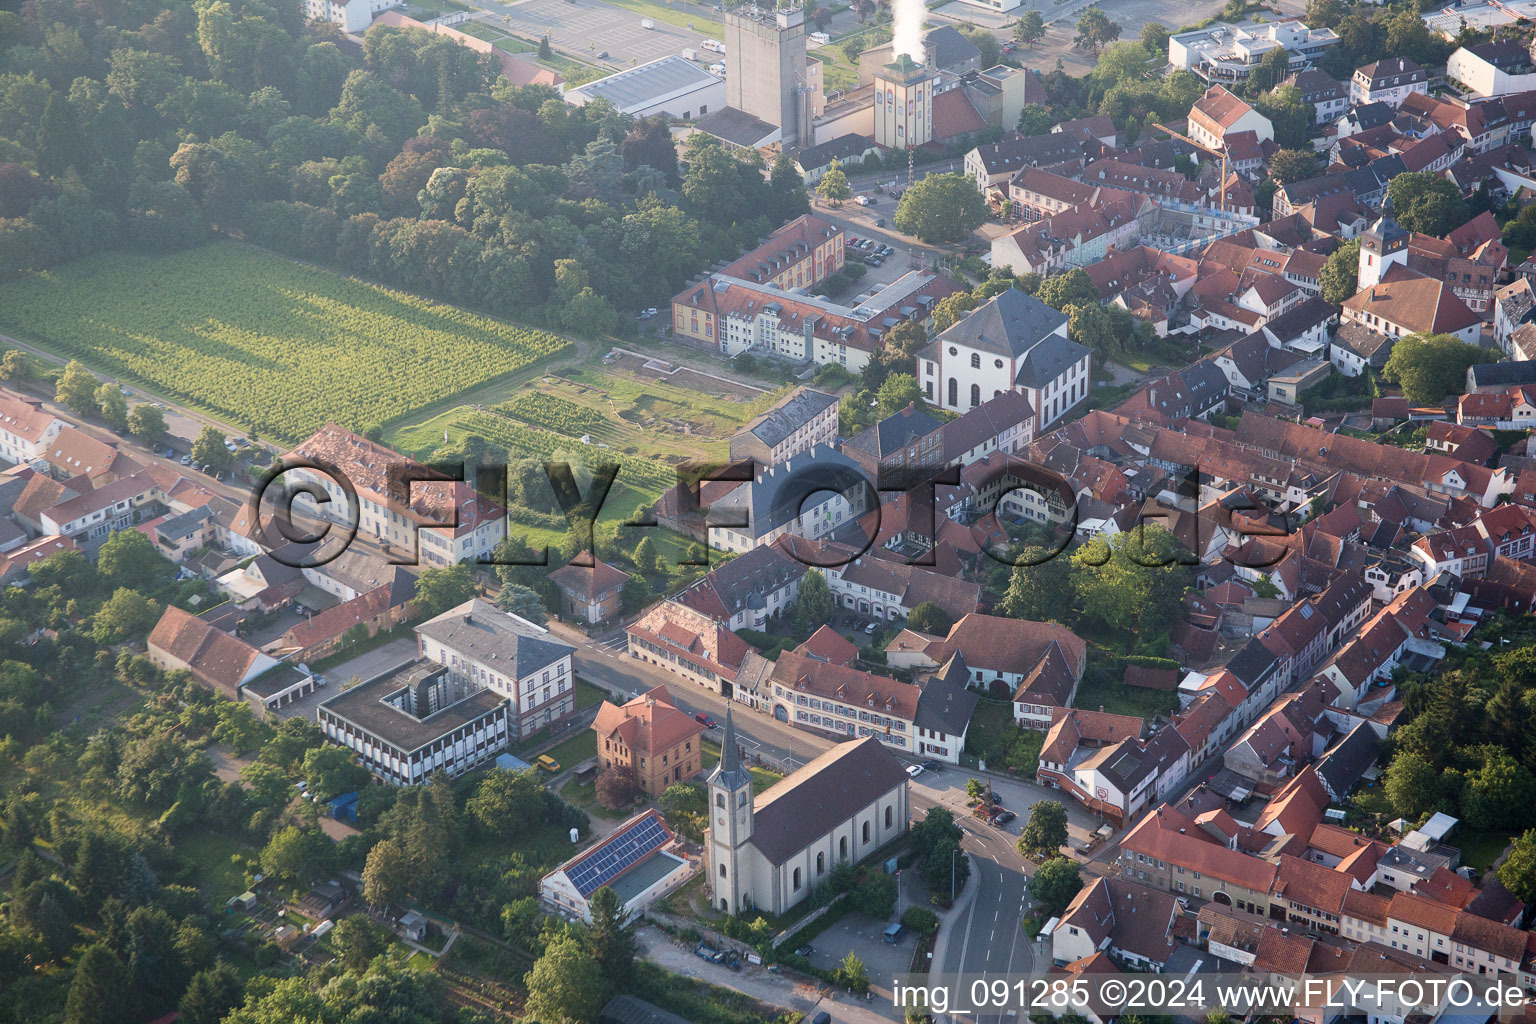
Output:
[603, 996, 693, 1024]
[1224, 636, 1279, 690]
[1348, 101, 1394, 131]
[1469, 360, 1536, 389]
[157, 505, 216, 542]
[844, 405, 944, 458]
[915, 653, 977, 737]
[1316, 720, 1379, 798]
[923, 24, 981, 69]
[750, 736, 908, 864]
[319, 661, 507, 753]
[939, 287, 1070, 361]
[677, 544, 806, 617]
[1016, 334, 1091, 389]
[1262, 296, 1337, 342]
[1181, 360, 1232, 411]
[695, 106, 780, 146]
[713, 444, 870, 538]
[795, 133, 875, 171]
[744, 389, 839, 449]
[971, 133, 1087, 176]
[415, 599, 574, 677]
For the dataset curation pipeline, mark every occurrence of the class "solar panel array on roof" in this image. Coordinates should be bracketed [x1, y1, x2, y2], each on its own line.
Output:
[567, 815, 670, 897]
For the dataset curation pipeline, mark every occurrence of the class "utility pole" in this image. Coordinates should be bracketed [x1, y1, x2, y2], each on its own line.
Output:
[951, 847, 957, 902]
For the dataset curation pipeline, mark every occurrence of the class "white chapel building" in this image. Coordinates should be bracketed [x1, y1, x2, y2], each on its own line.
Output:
[707, 712, 910, 915]
[917, 287, 1092, 430]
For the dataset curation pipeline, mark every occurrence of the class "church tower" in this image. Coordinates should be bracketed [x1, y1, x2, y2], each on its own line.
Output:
[1358, 199, 1408, 290]
[707, 709, 754, 914]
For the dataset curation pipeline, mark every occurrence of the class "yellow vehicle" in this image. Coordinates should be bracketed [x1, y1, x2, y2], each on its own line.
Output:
[535, 754, 561, 773]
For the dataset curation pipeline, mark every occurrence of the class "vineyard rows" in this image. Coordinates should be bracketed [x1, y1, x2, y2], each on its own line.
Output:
[496, 393, 606, 436]
[0, 244, 570, 443]
[449, 410, 679, 495]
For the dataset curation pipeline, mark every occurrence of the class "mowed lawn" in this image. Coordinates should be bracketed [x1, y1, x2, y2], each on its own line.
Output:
[0, 243, 571, 444]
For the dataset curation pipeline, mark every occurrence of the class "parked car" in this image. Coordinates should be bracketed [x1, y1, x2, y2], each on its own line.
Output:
[991, 809, 1016, 826]
[863, 255, 882, 266]
[864, 621, 879, 634]
[921, 759, 942, 773]
[535, 754, 561, 772]
[855, 195, 872, 206]
[878, 245, 893, 256]
[794, 944, 814, 957]
[875, 218, 886, 227]
[180, 454, 191, 465]
[905, 764, 924, 778]
[596, 50, 609, 58]
[694, 713, 718, 728]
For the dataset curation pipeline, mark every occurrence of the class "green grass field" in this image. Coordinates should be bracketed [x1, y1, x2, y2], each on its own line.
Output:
[0, 243, 571, 443]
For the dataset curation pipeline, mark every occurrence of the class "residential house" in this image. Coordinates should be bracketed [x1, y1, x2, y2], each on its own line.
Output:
[1187, 86, 1275, 150]
[415, 598, 578, 740]
[1052, 877, 1180, 971]
[1351, 58, 1428, 106]
[675, 543, 807, 632]
[592, 685, 707, 797]
[729, 388, 840, 468]
[549, 556, 629, 625]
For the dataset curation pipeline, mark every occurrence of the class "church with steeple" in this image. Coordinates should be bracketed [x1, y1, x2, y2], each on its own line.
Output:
[706, 710, 911, 915]
[1336, 201, 1483, 375]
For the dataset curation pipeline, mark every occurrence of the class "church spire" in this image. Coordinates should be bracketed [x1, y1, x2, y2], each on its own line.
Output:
[710, 708, 752, 792]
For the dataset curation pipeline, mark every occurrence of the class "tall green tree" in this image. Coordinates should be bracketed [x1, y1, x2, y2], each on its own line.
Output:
[793, 569, 835, 634]
[1498, 829, 1536, 904]
[906, 602, 952, 636]
[893, 173, 988, 243]
[1018, 800, 1069, 860]
[55, 359, 99, 417]
[586, 886, 637, 989]
[1387, 172, 1469, 237]
[524, 932, 606, 1024]
[1383, 750, 1440, 820]
[1318, 239, 1359, 304]
[1015, 10, 1045, 46]
[95, 383, 128, 431]
[1037, 269, 1098, 311]
[816, 157, 852, 207]
[413, 563, 477, 617]
[64, 945, 135, 1024]
[190, 426, 231, 471]
[361, 837, 411, 912]
[1073, 7, 1122, 51]
[178, 963, 243, 1024]
[127, 403, 167, 441]
[1030, 856, 1083, 917]
[1382, 332, 1483, 404]
[876, 373, 924, 416]
[1001, 548, 1072, 622]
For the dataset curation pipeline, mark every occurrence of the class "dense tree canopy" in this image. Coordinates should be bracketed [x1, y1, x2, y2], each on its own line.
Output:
[1382, 332, 1483, 404]
[893, 173, 987, 243]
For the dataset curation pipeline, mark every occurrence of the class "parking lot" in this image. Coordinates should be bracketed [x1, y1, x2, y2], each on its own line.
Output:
[484, 0, 707, 69]
[805, 911, 915, 1000]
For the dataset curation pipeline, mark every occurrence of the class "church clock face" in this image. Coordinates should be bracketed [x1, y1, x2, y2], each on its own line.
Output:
[717, 817, 725, 827]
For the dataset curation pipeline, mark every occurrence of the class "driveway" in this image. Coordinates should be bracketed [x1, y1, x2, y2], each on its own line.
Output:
[264, 635, 419, 722]
[636, 924, 900, 1024]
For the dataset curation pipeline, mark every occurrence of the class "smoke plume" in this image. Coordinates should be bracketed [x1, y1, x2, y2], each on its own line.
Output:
[892, 0, 925, 64]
